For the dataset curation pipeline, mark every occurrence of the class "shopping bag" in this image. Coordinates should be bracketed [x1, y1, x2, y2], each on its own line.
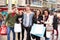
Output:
[14, 23, 21, 32]
[30, 24, 46, 37]
[46, 31, 52, 38]
[0, 25, 7, 35]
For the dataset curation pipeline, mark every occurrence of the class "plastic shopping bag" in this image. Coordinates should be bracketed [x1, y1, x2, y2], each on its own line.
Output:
[0, 25, 7, 35]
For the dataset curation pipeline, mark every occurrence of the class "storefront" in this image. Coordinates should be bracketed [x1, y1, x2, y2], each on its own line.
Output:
[0, 0, 43, 11]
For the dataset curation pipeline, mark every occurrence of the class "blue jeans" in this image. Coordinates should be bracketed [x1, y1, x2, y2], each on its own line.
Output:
[7, 27, 15, 40]
[45, 38, 50, 40]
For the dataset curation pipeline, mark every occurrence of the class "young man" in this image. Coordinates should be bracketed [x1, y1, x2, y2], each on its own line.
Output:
[23, 5, 34, 40]
[5, 7, 18, 40]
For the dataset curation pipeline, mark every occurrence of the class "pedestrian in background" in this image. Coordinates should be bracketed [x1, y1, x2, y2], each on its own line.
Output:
[0, 14, 3, 27]
[52, 12, 60, 40]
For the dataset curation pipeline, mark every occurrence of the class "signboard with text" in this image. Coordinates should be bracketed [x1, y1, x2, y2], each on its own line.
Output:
[18, 0, 26, 6]
[0, 0, 6, 6]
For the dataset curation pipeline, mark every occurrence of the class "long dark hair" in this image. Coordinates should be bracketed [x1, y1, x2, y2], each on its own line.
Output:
[34, 10, 42, 18]
[43, 9, 50, 21]
[43, 9, 50, 15]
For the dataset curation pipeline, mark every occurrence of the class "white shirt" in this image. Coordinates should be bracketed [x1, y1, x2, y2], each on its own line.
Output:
[26, 14, 30, 27]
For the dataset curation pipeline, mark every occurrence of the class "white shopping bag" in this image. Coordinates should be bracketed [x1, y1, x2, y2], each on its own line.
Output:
[14, 23, 22, 32]
[30, 24, 46, 37]
[46, 31, 52, 38]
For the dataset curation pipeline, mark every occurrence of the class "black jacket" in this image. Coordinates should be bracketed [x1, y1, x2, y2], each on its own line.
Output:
[16, 14, 23, 24]
[53, 15, 58, 30]
[33, 15, 43, 24]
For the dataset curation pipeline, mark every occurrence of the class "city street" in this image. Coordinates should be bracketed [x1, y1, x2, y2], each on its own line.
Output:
[0, 0, 60, 40]
[0, 30, 60, 40]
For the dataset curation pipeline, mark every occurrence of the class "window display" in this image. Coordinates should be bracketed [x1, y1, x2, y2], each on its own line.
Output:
[18, 0, 25, 6]
[31, 0, 42, 6]
[0, 0, 6, 6]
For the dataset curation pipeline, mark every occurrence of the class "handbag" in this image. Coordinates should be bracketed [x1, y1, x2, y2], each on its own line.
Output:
[0, 25, 7, 35]
[30, 24, 46, 37]
[14, 23, 22, 32]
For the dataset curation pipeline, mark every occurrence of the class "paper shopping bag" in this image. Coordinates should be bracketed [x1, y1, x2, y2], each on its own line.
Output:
[30, 24, 46, 37]
[14, 23, 22, 32]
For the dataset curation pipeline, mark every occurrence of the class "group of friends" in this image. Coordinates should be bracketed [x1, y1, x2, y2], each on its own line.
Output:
[0, 5, 60, 40]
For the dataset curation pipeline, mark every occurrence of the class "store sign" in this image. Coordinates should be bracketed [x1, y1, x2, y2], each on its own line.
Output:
[0, 0, 6, 6]
[18, 0, 25, 6]
[7, 0, 16, 4]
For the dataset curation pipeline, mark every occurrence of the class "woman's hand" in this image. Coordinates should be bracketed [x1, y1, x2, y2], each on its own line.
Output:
[37, 21, 40, 23]
[41, 20, 44, 23]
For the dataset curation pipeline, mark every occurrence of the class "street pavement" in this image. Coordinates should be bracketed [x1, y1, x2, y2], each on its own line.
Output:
[0, 30, 60, 40]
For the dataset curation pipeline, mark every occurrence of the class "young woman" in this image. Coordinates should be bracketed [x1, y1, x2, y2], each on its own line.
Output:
[43, 9, 51, 40]
[32, 10, 43, 40]
[16, 10, 23, 40]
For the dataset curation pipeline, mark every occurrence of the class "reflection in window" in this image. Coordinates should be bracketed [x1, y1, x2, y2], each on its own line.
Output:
[6, 0, 16, 4]
[49, 0, 56, 2]
[25, 0, 31, 4]
[31, 0, 42, 6]
[0, 0, 6, 6]
[18, 0, 26, 6]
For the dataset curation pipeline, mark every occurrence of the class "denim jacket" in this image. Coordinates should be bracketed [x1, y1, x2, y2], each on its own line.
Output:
[23, 12, 34, 27]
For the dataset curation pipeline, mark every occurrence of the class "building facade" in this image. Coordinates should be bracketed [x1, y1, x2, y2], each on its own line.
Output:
[0, 0, 60, 11]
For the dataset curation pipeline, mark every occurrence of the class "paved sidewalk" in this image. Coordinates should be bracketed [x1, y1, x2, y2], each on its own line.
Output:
[0, 30, 60, 40]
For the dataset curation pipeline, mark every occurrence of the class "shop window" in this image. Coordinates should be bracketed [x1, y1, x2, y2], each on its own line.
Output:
[0, 0, 6, 7]
[31, 0, 42, 6]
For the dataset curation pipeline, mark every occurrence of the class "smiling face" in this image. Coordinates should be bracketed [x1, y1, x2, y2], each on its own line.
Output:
[26, 6, 30, 11]
[44, 11, 49, 16]
[19, 10, 23, 15]
[36, 10, 41, 16]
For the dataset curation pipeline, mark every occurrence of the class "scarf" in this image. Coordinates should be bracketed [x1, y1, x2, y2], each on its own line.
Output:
[12, 12, 16, 17]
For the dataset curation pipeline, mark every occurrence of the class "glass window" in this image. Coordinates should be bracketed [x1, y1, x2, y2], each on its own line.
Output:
[6, 0, 16, 4]
[0, 0, 6, 6]
[18, 0, 26, 6]
[31, 0, 42, 6]
[49, 0, 56, 3]
[43, 0, 47, 1]
[25, 0, 31, 4]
